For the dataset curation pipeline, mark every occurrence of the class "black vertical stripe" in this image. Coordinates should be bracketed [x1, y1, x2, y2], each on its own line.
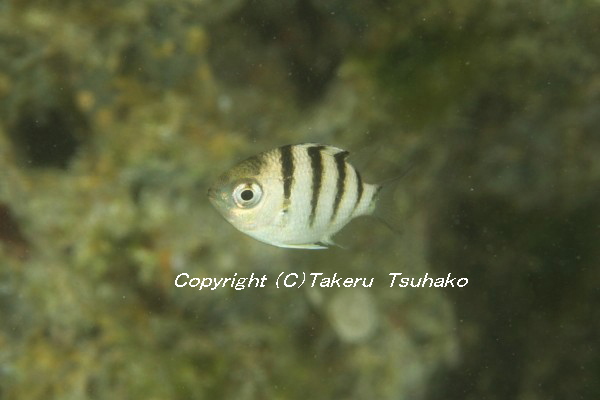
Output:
[280, 145, 294, 205]
[331, 151, 348, 222]
[353, 167, 363, 214]
[308, 145, 325, 226]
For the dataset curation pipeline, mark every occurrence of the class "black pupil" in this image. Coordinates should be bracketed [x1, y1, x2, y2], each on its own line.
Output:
[240, 189, 254, 201]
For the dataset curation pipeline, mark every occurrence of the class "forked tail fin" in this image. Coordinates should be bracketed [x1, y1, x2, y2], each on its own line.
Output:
[372, 163, 416, 233]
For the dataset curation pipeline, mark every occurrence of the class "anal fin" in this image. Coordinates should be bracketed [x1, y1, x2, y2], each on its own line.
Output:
[277, 242, 328, 250]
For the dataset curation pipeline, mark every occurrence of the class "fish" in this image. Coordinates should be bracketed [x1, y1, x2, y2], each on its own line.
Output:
[207, 143, 395, 249]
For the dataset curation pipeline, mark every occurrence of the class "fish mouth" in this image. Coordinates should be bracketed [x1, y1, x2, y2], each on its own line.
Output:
[207, 186, 222, 211]
[207, 185, 224, 203]
[207, 186, 231, 217]
[207, 186, 216, 200]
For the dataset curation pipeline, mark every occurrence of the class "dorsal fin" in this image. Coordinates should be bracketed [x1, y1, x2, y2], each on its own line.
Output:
[297, 143, 349, 158]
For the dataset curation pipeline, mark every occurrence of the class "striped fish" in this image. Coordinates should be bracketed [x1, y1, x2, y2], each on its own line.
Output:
[208, 143, 384, 249]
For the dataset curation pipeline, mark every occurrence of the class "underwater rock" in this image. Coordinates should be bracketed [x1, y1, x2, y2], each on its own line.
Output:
[327, 289, 378, 343]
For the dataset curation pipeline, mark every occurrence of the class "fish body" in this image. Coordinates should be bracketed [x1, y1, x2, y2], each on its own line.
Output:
[208, 143, 381, 249]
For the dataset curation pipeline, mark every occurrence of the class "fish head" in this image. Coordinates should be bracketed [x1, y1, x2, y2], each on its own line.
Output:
[208, 155, 279, 233]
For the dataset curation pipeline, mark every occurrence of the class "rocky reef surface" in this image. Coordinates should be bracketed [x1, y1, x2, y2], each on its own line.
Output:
[0, 1, 598, 399]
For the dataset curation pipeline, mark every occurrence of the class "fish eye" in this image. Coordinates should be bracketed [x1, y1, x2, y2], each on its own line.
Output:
[240, 189, 253, 201]
[233, 182, 262, 208]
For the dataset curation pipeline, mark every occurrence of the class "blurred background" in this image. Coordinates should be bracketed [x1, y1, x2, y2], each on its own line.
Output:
[0, 0, 598, 399]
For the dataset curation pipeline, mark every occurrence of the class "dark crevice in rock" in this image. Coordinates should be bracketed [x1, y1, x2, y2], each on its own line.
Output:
[209, 0, 352, 105]
[7, 95, 88, 169]
[0, 203, 29, 259]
